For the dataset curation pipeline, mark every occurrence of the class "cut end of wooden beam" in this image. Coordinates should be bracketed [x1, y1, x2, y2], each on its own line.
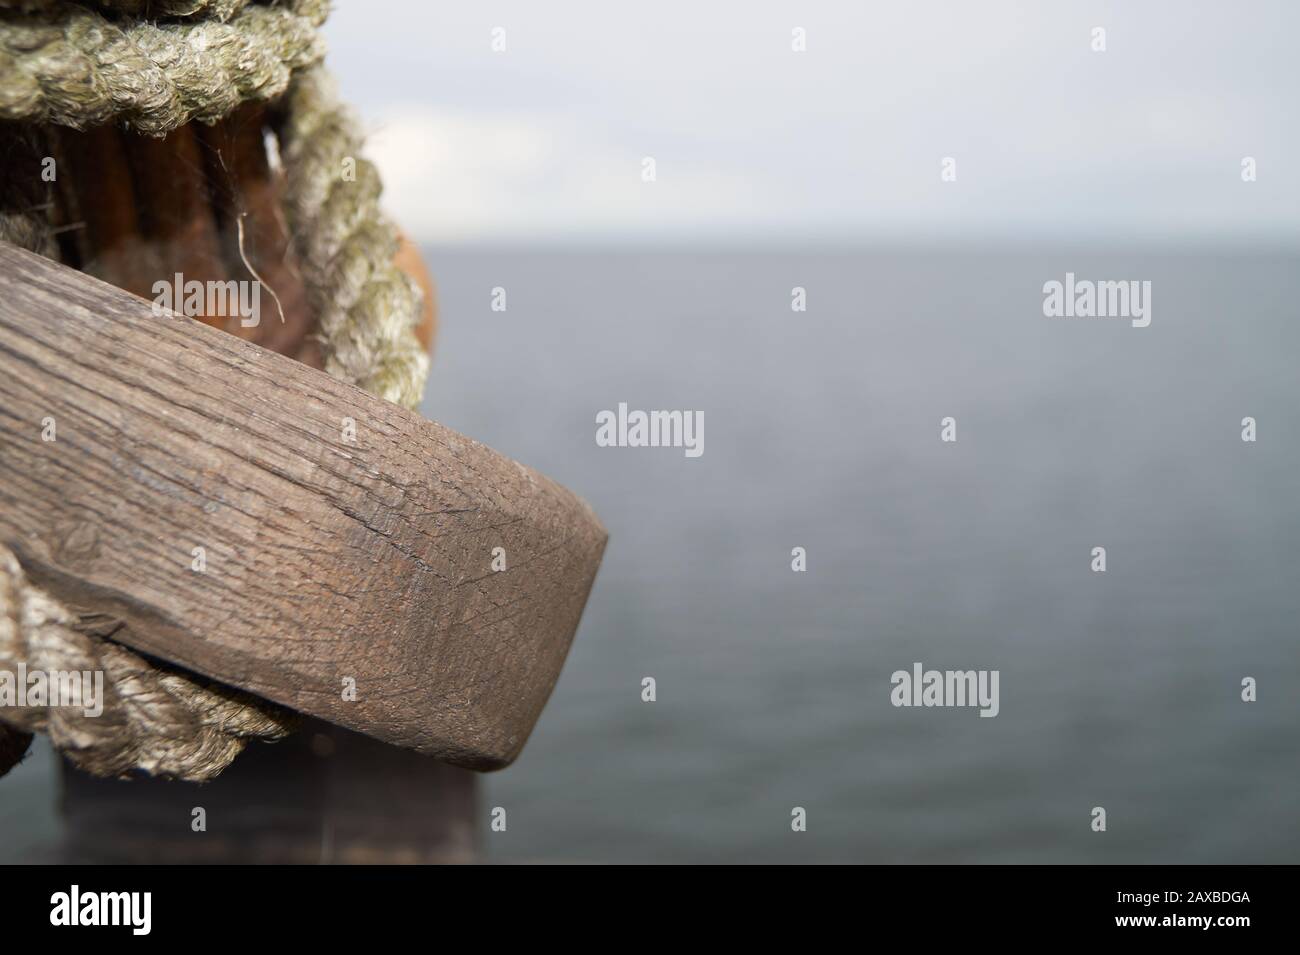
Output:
[0, 242, 607, 771]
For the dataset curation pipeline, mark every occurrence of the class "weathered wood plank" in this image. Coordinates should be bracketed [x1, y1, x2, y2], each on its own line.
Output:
[0, 242, 606, 770]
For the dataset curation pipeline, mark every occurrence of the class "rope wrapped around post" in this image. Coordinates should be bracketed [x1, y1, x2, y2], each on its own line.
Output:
[0, 0, 430, 779]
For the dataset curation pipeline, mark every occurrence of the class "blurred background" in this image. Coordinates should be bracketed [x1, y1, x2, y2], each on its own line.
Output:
[5, 0, 1298, 862]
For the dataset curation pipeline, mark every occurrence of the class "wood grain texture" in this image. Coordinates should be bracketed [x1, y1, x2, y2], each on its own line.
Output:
[0, 243, 606, 770]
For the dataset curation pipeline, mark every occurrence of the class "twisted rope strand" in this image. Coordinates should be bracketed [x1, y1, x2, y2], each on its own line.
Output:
[275, 66, 428, 410]
[0, 0, 328, 136]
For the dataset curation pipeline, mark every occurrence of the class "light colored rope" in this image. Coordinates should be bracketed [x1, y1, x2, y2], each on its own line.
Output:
[0, 545, 296, 779]
[0, 0, 430, 778]
[274, 66, 428, 410]
[0, 1, 253, 21]
[0, 0, 328, 136]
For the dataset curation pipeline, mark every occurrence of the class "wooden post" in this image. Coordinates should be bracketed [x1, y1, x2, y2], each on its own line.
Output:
[59, 719, 478, 864]
[1, 110, 542, 861]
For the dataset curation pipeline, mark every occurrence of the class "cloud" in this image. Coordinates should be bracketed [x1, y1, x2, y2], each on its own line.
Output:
[329, 0, 1300, 244]
[364, 107, 768, 242]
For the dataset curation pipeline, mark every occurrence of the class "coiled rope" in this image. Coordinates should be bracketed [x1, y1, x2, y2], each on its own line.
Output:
[0, 0, 429, 779]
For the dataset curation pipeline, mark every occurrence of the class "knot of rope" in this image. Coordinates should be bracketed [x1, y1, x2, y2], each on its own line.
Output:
[0, 544, 297, 779]
[0, 0, 430, 779]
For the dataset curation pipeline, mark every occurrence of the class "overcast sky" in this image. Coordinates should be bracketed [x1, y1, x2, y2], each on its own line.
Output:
[322, 1, 1300, 244]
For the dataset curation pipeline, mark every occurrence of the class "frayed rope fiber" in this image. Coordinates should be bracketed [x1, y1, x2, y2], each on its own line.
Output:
[273, 66, 430, 409]
[0, 0, 429, 779]
[0, 0, 329, 136]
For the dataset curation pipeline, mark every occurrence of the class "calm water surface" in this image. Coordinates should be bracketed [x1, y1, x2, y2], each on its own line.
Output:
[4, 246, 1296, 863]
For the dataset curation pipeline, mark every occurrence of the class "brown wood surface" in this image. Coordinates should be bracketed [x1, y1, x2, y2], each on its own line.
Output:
[4, 107, 435, 365]
[59, 718, 477, 863]
[0, 242, 606, 770]
[47, 108, 316, 349]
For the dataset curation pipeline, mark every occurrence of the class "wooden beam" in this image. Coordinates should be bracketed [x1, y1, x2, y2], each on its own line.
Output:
[0, 243, 606, 770]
